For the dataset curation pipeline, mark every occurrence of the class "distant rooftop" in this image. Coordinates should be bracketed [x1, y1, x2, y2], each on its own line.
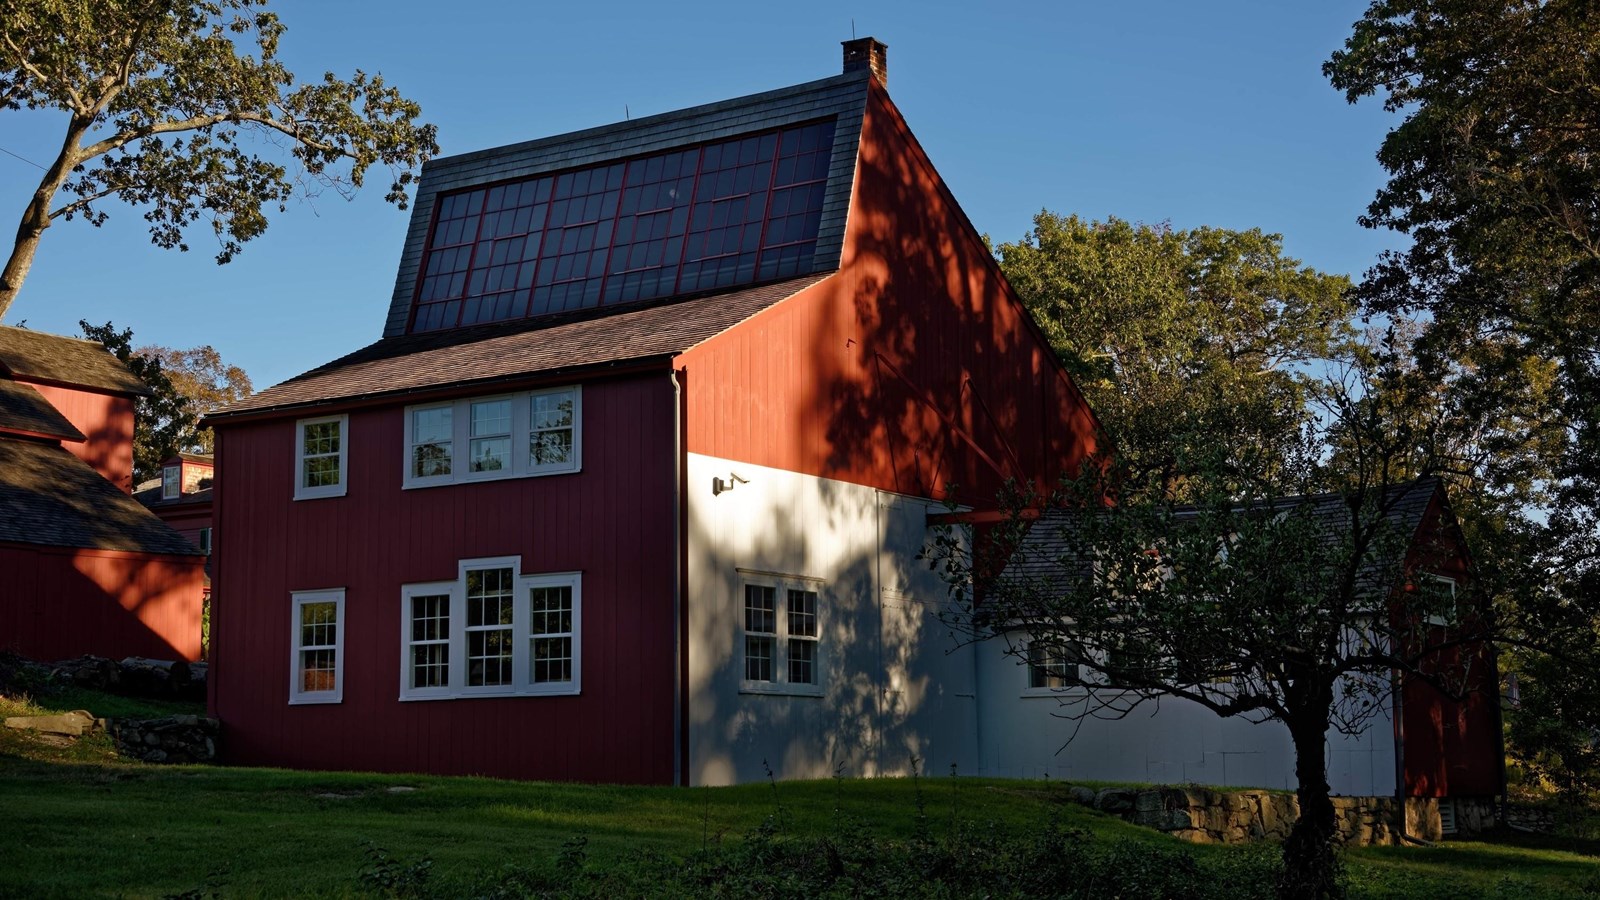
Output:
[0, 325, 153, 397]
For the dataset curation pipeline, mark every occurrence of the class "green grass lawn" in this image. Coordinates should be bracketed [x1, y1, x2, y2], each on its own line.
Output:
[2, 689, 1596, 898]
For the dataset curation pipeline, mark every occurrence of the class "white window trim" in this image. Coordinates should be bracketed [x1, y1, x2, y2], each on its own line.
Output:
[294, 414, 349, 500]
[397, 556, 583, 701]
[402, 386, 582, 490]
[1421, 573, 1458, 626]
[289, 588, 345, 705]
[161, 465, 180, 500]
[738, 572, 825, 698]
[198, 527, 212, 556]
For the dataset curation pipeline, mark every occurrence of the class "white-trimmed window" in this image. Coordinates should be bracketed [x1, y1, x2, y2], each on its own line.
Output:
[399, 557, 581, 700]
[402, 387, 580, 489]
[1421, 574, 1458, 626]
[161, 464, 180, 500]
[740, 574, 823, 695]
[294, 415, 349, 500]
[1025, 639, 1086, 693]
[198, 527, 212, 555]
[290, 589, 345, 704]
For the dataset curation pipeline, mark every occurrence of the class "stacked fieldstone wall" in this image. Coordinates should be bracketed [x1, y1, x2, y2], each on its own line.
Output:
[1071, 785, 1500, 846]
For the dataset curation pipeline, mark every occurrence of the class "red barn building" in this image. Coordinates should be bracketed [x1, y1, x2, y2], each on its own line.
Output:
[0, 326, 207, 662]
[207, 39, 1498, 814]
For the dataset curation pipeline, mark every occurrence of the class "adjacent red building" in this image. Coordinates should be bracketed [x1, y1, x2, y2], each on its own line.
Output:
[0, 326, 207, 662]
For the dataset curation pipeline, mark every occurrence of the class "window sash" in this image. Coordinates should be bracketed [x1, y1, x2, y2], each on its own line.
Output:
[399, 562, 581, 700]
[740, 577, 823, 693]
[290, 590, 344, 704]
[402, 388, 581, 489]
[161, 466, 180, 499]
[294, 415, 348, 500]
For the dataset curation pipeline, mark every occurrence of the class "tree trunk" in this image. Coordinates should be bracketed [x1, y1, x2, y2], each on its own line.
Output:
[1279, 704, 1342, 899]
[0, 119, 88, 322]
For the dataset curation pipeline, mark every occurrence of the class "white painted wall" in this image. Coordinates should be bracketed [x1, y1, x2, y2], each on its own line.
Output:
[685, 452, 977, 786]
[684, 451, 1397, 797]
[974, 638, 1396, 795]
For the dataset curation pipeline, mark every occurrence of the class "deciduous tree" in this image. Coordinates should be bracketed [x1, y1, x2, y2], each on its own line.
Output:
[0, 0, 439, 319]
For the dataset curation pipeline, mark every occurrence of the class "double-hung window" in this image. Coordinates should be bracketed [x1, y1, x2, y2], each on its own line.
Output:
[400, 557, 581, 700]
[1025, 639, 1086, 693]
[290, 589, 345, 704]
[740, 574, 823, 696]
[403, 387, 581, 488]
[294, 415, 349, 500]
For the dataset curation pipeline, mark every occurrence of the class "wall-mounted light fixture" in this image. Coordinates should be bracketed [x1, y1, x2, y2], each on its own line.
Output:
[712, 472, 749, 496]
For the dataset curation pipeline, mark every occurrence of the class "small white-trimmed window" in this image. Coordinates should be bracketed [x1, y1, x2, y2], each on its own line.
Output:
[295, 415, 349, 500]
[1025, 640, 1086, 693]
[399, 559, 581, 700]
[161, 465, 180, 500]
[197, 527, 212, 555]
[740, 573, 824, 696]
[290, 589, 345, 704]
[402, 387, 581, 488]
[1421, 574, 1458, 626]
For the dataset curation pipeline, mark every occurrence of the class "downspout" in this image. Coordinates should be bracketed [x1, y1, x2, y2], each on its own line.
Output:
[670, 368, 684, 786]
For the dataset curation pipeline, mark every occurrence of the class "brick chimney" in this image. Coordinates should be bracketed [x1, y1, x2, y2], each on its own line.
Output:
[842, 37, 888, 88]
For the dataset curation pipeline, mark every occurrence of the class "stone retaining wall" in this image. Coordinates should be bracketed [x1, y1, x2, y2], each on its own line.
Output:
[1075, 785, 1500, 846]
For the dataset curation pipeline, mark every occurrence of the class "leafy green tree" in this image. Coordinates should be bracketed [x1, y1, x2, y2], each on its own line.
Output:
[0, 0, 439, 319]
[135, 342, 251, 454]
[932, 384, 1498, 899]
[995, 214, 1355, 501]
[1327, 0, 1600, 798]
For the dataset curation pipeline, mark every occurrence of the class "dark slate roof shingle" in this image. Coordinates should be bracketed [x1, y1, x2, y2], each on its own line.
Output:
[0, 378, 85, 442]
[0, 438, 202, 556]
[211, 273, 831, 419]
[0, 326, 153, 396]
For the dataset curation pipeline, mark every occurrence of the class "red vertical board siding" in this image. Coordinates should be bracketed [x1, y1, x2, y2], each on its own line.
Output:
[677, 81, 1102, 505]
[1398, 490, 1501, 797]
[211, 373, 677, 784]
[0, 544, 205, 661]
[27, 383, 136, 493]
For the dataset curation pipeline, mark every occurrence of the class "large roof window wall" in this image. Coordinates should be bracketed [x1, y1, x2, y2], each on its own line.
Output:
[410, 120, 836, 333]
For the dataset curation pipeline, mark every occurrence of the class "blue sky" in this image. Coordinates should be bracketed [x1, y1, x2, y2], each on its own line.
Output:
[0, 1, 1401, 389]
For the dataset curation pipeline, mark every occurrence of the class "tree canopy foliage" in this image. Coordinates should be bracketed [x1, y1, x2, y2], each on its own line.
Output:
[0, 0, 439, 319]
[1327, 0, 1600, 799]
[78, 319, 250, 481]
[995, 214, 1354, 500]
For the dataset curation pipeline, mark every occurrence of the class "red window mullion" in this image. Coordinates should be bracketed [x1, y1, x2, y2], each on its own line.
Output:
[670, 147, 708, 297]
[753, 130, 786, 277]
[451, 193, 493, 329]
[592, 164, 631, 306]
[406, 194, 450, 333]
[524, 179, 561, 318]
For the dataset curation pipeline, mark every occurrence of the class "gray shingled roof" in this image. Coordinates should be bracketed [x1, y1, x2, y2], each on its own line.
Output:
[0, 378, 84, 442]
[0, 326, 153, 397]
[381, 72, 868, 339]
[210, 273, 831, 419]
[0, 438, 201, 556]
[1002, 478, 1447, 594]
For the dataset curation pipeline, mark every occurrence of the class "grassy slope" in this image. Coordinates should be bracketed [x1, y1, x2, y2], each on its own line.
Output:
[1, 689, 1596, 899]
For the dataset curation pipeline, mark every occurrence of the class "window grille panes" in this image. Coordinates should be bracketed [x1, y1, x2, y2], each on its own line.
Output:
[299, 601, 338, 692]
[469, 399, 512, 472]
[301, 421, 342, 488]
[788, 636, 816, 685]
[529, 585, 574, 684]
[787, 589, 817, 637]
[466, 567, 515, 686]
[744, 584, 777, 682]
[411, 406, 453, 478]
[409, 594, 451, 689]
[1028, 641, 1083, 690]
[410, 120, 836, 332]
[530, 390, 575, 468]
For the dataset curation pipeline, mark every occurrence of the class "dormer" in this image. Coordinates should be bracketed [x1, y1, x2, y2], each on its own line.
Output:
[160, 452, 215, 500]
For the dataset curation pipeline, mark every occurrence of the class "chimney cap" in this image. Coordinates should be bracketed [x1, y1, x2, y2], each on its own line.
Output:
[842, 37, 888, 88]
